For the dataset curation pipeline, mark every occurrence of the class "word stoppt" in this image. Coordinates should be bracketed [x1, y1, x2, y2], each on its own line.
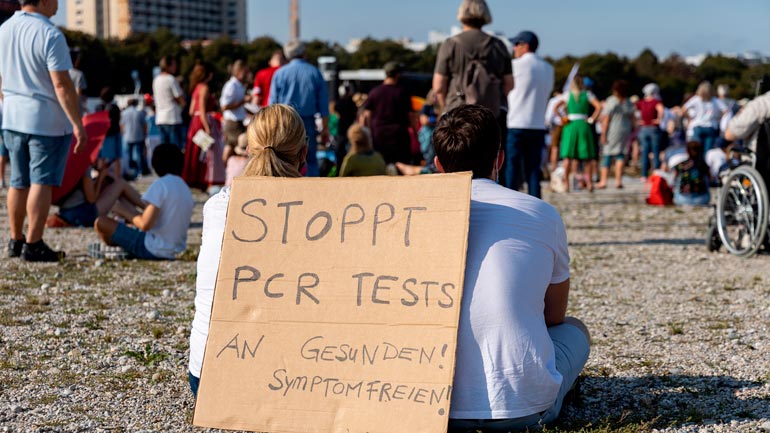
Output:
[232, 199, 428, 247]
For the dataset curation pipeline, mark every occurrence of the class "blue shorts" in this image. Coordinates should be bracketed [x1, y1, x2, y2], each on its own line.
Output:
[0, 131, 8, 157]
[100, 134, 122, 162]
[111, 223, 160, 260]
[59, 202, 98, 227]
[449, 322, 590, 431]
[3, 130, 71, 188]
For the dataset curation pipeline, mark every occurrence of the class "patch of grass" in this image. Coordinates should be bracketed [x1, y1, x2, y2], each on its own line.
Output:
[178, 245, 200, 262]
[706, 321, 730, 330]
[667, 322, 684, 335]
[152, 327, 164, 339]
[125, 344, 167, 367]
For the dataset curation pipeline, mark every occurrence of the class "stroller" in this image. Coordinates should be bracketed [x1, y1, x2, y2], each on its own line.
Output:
[706, 120, 770, 257]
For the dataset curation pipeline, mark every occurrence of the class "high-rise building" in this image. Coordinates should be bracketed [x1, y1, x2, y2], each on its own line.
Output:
[66, 0, 247, 42]
[0, 0, 20, 25]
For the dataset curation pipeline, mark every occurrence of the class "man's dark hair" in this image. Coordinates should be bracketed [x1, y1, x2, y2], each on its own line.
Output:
[20, 0, 41, 6]
[612, 80, 629, 98]
[128, 98, 139, 107]
[160, 55, 176, 73]
[152, 143, 184, 177]
[100, 86, 114, 102]
[433, 104, 500, 179]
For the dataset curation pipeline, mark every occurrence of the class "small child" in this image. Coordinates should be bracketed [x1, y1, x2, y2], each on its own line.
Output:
[94, 144, 194, 259]
[673, 141, 711, 206]
[339, 124, 386, 177]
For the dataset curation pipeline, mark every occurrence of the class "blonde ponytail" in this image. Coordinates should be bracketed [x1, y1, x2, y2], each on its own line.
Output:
[242, 104, 306, 178]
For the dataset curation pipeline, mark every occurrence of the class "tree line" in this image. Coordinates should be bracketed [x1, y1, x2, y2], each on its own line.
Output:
[64, 28, 770, 106]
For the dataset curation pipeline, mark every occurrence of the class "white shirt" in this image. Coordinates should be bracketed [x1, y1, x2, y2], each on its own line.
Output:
[684, 96, 727, 130]
[189, 187, 230, 378]
[507, 53, 554, 130]
[141, 174, 194, 259]
[0, 11, 73, 136]
[152, 73, 184, 125]
[450, 179, 571, 419]
[727, 91, 770, 151]
[220, 76, 247, 122]
[705, 148, 727, 179]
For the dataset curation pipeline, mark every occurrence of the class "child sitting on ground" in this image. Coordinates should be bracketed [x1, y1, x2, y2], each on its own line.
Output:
[94, 144, 194, 260]
[339, 124, 386, 177]
[672, 140, 711, 206]
[53, 158, 145, 227]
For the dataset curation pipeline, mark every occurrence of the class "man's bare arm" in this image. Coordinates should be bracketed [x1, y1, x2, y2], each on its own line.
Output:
[50, 70, 86, 153]
[544, 278, 570, 326]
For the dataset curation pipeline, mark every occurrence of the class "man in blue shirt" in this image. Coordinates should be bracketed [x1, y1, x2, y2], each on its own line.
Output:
[268, 40, 329, 177]
[0, 0, 87, 262]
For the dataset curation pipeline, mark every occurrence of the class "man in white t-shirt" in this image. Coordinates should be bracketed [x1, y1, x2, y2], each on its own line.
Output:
[725, 89, 770, 184]
[431, 104, 590, 431]
[505, 31, 554, 198]
[152, 55, 186, 150]
[220, 59, 251, 162]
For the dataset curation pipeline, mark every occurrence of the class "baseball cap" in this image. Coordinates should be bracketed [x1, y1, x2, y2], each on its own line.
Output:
[511, 31, 539, 52]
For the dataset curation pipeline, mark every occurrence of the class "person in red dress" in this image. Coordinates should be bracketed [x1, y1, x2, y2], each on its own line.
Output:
[182, 62, 225, 192]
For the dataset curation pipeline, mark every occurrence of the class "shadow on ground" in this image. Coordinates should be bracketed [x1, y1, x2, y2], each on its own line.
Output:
[555, 374, 769, 431]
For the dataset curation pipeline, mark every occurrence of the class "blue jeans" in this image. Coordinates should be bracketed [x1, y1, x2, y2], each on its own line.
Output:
[448, 322, 591, 431]
[110, 223, 160, 260]
[189, 372, 200, 397]
[504, 128, 546, 198]
[127, 140, 149, 175]
[158, 124, 184, 150]
[674, 191, 710, 206]
[638, 126, 661, 178]
[301, 116, 320, 177]
[3, 130, 71, 188]
[692, 126, 719, 153]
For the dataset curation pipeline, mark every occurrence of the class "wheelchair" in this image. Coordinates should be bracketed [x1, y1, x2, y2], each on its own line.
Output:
[706, 124, 770, 257]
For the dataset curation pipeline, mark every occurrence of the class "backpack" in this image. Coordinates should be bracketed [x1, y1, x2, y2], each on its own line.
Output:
[645, 174, 673, 206]
[454, 35, 502, 113]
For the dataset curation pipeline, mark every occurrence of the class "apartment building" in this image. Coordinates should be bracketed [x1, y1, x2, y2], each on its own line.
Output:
[66, 0, 247, 42]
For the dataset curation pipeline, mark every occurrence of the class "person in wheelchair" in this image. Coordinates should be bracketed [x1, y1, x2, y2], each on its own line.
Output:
[724, 81, 770, 183]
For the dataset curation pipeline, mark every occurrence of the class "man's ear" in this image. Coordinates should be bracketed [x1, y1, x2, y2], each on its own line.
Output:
[434, 156, 446, 173]
[497, 149, 505, 170]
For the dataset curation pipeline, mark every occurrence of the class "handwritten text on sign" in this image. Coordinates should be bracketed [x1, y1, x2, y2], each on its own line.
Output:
[193, 173, 472, 433]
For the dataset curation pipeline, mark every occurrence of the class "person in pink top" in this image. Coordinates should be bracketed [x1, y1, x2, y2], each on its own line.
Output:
[635, 83, 664, 181]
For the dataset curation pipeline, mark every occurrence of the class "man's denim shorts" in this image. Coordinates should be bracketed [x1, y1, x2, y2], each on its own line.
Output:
[3, 130, 71, 188]
[111, 223, 160, 260]
[0, 131, 8, 157]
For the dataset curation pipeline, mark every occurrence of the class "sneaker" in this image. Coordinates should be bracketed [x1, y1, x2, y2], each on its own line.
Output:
[7, 237, 25, 258]
[21, 240, 65, 262]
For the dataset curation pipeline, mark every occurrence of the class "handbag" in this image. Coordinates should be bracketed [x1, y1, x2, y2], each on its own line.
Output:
[192, 129, 214, 152]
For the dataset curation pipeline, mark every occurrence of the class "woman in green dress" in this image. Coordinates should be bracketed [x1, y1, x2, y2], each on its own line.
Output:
[554, 75, 602, 192]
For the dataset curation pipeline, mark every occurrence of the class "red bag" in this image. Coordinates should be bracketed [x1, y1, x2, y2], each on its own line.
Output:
[646, 174, 673, 206]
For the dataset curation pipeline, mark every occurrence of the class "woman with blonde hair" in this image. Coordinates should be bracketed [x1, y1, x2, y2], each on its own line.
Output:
[182, 61, 226, 192]
[187, 104, 307, 397]
[554, 74, 602, 192]
[683, 80, 727, 153]
[339, 124, 386, 177]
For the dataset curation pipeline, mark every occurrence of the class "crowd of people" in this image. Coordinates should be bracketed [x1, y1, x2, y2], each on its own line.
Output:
[2, 0, 770, 430]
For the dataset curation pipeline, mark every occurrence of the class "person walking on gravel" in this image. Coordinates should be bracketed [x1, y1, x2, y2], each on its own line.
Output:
[0, 0, 87, 262]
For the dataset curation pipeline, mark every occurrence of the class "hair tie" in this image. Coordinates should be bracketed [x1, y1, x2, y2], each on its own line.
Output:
[263, 145, 275, 150]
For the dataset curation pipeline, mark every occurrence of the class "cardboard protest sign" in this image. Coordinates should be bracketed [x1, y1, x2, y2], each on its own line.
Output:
[193, 173, 472, 433]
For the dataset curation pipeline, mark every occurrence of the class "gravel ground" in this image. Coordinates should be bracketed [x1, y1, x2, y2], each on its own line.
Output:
[0, 177, 768, 433]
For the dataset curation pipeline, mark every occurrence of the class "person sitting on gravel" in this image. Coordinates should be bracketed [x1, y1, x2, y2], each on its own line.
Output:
[188, 104, 308, 397]
[93, 143, 194, 260]
[52, 158, 146, 227]
[430, 104, 590, 431]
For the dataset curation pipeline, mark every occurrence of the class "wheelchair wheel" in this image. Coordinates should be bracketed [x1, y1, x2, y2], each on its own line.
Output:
[716, 166, 769, 257]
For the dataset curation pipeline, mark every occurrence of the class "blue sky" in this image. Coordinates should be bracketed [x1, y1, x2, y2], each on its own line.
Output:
[53, 0, 770, 58]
